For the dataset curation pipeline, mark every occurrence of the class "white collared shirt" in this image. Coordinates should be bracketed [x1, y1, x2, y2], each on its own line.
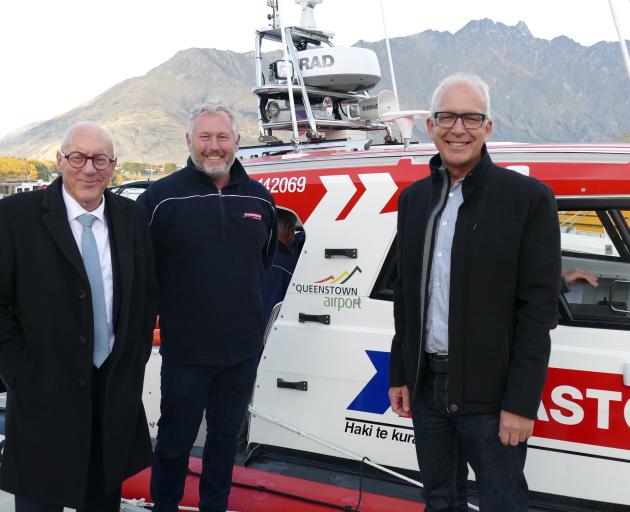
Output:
[62, 186, 115, 351]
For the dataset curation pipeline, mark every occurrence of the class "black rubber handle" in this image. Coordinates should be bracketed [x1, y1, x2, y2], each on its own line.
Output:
[277, 378, 308, 391]
[325, 248, 357, 259]
[299, 313, 330, 325]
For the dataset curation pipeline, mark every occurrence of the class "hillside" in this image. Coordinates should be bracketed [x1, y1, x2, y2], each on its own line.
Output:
[0, 19, 628, 163]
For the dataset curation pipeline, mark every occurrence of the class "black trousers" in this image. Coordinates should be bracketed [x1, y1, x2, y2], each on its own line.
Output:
[15, 365, 121, 512]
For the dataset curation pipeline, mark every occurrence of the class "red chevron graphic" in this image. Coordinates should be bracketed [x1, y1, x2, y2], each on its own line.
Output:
[335, 177, 366, 221]
[251, 157, 429, 224]
[380, 157, 429, 214]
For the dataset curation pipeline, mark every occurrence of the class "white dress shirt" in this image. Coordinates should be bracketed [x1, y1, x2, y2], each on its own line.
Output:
[62, 186, 115, 352]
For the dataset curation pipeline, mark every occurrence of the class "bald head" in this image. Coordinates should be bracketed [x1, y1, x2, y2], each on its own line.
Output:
[61, 121, 115, 156]
[57, 121, 116, 212]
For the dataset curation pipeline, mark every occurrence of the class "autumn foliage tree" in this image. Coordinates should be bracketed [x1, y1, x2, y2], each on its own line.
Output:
[30, 160, 56, 179]
[0, 157, 38, 181]
[0, 156, 176, 187]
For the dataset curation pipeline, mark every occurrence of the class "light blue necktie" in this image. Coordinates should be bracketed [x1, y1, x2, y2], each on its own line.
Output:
[77, 213, 109, 368]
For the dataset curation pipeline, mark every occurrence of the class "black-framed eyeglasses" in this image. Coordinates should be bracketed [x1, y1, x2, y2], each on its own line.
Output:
[60, 151, 116, 171]
[433, 112, 487, 129]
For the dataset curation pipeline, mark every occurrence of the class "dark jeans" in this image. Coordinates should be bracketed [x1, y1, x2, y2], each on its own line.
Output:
[151, 356, 259, 512]
[412, 371, 528, 512]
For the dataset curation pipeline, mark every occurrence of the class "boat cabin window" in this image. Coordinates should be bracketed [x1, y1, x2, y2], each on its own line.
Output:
[370, 239, 397, 301]
[558, 207, 630, 330]
[372, 204, 630, 331]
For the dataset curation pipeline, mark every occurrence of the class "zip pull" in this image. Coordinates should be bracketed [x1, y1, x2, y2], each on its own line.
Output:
[472, 223, 478, 231]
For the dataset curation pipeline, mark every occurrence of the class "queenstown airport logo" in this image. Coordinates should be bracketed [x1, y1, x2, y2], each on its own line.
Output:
[294, 266, 363, 310]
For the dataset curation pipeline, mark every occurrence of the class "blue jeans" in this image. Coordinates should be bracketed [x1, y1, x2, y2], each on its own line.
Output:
[412, 371, 528, 512]
[150, 356, 258, 512]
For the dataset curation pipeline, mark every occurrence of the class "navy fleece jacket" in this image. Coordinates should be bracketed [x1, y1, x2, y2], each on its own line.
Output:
[138, 158, 276, 366]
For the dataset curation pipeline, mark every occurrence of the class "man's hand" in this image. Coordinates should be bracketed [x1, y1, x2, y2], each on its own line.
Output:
[563, 267, 598, 287]
[499, 410, 534, 446]
[389, 386, 411, 418]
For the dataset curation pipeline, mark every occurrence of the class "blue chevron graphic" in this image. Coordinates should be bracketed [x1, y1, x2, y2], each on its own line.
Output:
[347, 350, 390, 414]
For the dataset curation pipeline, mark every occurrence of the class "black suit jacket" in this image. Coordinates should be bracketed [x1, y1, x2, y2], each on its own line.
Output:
[0, 178, 158, 507]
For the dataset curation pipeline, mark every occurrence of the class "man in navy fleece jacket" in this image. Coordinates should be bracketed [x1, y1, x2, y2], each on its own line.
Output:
[138, 104, 276, 512]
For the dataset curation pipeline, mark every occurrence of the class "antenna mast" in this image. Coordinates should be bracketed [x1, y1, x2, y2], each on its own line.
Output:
[278, 0, 302, 146]
[379, 0, 399, 103]
[608, 0, 630, 84]
[296, 0, 322, 30]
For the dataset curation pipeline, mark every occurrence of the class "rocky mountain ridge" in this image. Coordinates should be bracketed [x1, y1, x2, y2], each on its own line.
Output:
[0, 18, 628, 163]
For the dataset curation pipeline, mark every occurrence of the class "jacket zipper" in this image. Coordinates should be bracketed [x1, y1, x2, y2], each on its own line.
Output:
[217, 188, 226, 228]
[412, 168, 450, 399]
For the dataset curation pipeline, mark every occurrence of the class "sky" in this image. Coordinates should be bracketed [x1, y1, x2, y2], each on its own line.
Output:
[0, 0, 629, 139]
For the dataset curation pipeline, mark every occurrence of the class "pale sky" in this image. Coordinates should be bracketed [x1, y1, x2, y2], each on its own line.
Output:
[0, 0, 629, 139]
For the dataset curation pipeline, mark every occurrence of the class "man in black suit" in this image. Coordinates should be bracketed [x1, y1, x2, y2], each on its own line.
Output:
[0, 122, 158, 512]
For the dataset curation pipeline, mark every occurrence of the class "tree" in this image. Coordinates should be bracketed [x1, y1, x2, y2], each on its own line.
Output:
[111, 169, 124, 187]
[163, 162, 178, 173]
[29, 160, 55, 180]
[0, 157, 38, 181]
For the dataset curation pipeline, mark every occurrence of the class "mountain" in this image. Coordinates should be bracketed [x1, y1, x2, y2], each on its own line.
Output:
[359, 19, 629, 143]
[0, 48, 261, 164]
[1, 19, 629, 163]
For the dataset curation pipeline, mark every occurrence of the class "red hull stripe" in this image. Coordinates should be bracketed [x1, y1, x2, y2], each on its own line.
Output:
[122, 457, 424, 512]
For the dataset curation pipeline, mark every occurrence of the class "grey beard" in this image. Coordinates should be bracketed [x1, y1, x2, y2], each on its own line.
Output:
[192, 154, 236, 179]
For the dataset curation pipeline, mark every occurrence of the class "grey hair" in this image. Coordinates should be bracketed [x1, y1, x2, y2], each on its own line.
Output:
[187, 104, 239, 138]
[429, 73, 492, 120]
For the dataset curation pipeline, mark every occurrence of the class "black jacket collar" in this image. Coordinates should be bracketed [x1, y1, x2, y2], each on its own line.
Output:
[186, 156, 248, 190]
[41, 178, 132, 319]
[41, 178, 86, 280]
[42, 176, 129, 217]
[429, 144, 492, 200]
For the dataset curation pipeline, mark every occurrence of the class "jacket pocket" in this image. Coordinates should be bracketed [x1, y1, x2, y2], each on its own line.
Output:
[473, 218, 517, 230]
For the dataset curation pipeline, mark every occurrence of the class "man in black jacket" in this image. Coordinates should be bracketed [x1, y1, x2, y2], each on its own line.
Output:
[0, 122, 158, 511]
[139, 105, 276, 512]
[388, 74, 560, 511]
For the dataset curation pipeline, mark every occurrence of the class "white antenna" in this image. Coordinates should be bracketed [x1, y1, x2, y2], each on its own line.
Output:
[278, 0, 302, 147]
[267, 0, 280, 29]
[379, 0, 399, 103]
[295, 0, 322, 30]
[609, 0, 630, 83]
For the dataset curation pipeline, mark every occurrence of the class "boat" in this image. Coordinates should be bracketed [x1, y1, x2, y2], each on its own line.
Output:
[125, 137, 630, 511]
[126, 2, 630, 510]
[7, 1, 630, 510]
